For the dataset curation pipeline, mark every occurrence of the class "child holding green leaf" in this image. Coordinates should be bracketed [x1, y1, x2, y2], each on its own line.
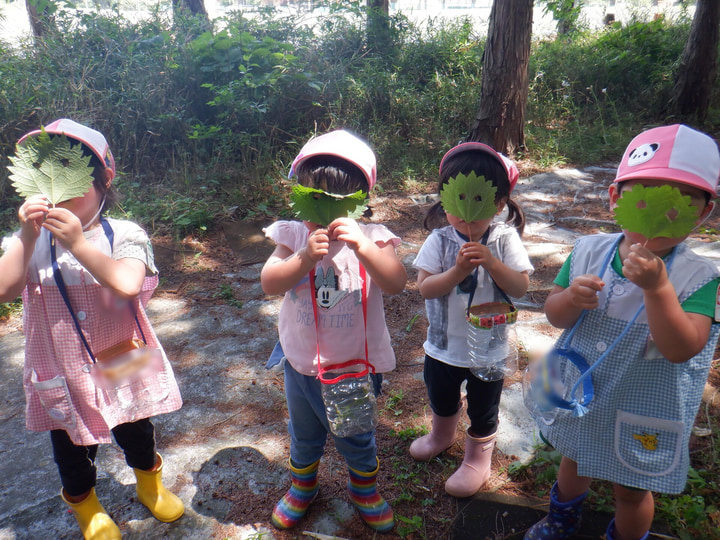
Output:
[261, 129, 406, 532]
[410, 142, 533, 497]
[524, 124, 720, 540]
[0, 119, 183, 539]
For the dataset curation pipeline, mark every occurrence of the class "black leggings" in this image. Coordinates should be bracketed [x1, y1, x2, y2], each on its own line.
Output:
[423, 354, 503, 438]
[51, 418, 157, 496]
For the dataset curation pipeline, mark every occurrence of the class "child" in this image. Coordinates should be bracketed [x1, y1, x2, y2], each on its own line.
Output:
[410, 142, 533, 497]
[261, 129, 407, 532]
[0, 119, 184, 539]
[524, 124, 720, 540]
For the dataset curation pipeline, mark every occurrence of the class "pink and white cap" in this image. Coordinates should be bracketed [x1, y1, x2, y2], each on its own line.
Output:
[289, 129, 377, 190]
[439, 142, 520, 193]
[19, 118, 116, 182]
[614, 124, 719, 196]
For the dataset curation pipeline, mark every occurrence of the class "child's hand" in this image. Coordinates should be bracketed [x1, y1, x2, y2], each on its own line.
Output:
[43, 207, 86, 252]
[622, 243, 668, 291]
[566, 274, 605, 310]
[457, 242, 496, 273]
[18, 195, 49, 241]
[328, 218, 371, 252]
[304, 227, 330, 262]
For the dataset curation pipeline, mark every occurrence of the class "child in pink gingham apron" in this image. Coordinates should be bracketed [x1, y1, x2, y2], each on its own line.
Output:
[0, 119, 183, 539]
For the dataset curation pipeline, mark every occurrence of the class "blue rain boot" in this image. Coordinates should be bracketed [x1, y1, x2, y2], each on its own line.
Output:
[524, 481, 586, 540]
[606, 518, 649, 540]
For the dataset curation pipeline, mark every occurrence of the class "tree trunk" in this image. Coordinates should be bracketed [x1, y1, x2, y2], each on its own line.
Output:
[667, 0, 720, 122]
[25, 0, 55, 38]
[172, 0, 210, 20]
[467, 0, 533, 156]
[367, 0, 391, 54]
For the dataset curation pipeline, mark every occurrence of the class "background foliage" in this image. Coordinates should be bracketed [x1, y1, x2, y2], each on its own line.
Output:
[0, 2, 715, 238]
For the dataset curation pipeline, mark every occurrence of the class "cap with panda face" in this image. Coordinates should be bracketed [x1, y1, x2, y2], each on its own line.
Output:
[614, 124, 719, 196]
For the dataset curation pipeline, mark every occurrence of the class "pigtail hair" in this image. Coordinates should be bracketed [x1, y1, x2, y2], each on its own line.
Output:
[504, 198, 526, 237]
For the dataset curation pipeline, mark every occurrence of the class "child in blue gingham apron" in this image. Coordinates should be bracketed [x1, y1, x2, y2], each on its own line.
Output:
[525, 125, 720, 540]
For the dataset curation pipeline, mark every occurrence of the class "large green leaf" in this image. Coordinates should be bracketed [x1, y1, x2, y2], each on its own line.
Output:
[440, 172, 498, 224]
[613, 184, 699, 240]
[8, 129, 94, 205]
[289, 184, 368, 227]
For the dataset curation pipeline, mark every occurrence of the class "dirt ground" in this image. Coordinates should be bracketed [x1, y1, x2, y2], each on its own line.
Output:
[140, 170, 720, 539]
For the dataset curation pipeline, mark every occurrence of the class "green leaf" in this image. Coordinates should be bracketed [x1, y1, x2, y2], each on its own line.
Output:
[440, 172, 498, 224]
[7, 129, 94, 205]
[613, 184, 700, 240]
[289, 185, 368, 227]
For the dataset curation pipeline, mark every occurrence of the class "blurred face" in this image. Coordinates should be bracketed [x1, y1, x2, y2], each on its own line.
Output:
[609, 178, 714, 255]
[446, 199, 506, 241]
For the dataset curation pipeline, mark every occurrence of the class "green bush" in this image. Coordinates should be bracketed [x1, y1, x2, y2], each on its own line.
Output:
[1, 4, 719, 234]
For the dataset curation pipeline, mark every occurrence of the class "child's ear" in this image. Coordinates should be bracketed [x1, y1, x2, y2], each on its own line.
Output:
[103, 168, 113, 188]
[697, 200, 715, 225]
[608, 183, 621, 209]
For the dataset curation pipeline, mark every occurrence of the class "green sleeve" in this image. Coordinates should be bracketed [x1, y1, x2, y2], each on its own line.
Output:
[681, 278, 720, 319]
[553, 252, 573, 289]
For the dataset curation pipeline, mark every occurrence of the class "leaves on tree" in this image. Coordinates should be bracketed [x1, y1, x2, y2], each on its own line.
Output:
[289, 184, 368, 226]
[440, 172, 498, 224]
[613, 184, 700, 240]
[8, 129, 94, 205]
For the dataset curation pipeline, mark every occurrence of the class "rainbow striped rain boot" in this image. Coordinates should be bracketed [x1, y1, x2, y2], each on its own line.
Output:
[347, 458, 394, 532]
[271, 459, 320, 529]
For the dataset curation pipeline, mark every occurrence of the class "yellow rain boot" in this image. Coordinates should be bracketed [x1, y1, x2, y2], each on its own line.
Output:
[61, 488, 122, 540]
[133, 454, 184, 522]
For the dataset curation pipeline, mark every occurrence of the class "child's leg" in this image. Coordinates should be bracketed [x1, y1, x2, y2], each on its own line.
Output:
[410, 356, 464, 460]
[111, 418, 156, 470]
[556, 456, 592, 500]
[113, 419, 184, 523]
[444, 374, 502, 497]
[283, 362, 328, 466]
[610, 484, 653, 540]
[524, 457, 590, 540]
[51, 430, 121, 539]
[50, 429, 98, 498]
[272, 362, 327, 529]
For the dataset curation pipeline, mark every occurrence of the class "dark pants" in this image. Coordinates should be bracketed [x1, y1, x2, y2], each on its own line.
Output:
[51, 418, 157, 496]
[424, 354, 503, 438]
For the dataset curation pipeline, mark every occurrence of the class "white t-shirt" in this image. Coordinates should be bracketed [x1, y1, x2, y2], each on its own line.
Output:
[414, 222, 533, 367]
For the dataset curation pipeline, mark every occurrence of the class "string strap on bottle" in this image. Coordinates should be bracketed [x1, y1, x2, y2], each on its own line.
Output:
[310, 264, 372, 384]
[50, 218, 147, 363]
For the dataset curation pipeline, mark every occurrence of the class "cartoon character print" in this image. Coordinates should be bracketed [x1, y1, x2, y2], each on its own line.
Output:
[627, 143, 659, 167]
[314, 267, 348, 310]
[633, 432, 659, 451]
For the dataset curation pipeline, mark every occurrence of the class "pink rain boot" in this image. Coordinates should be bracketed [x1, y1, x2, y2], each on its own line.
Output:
[409, 409, 462, 461]
[445, 430, 496, 497]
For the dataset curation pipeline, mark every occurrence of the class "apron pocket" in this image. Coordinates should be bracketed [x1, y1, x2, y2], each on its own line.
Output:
[31, 371, 76, 429]
[614, 410, 683, 477]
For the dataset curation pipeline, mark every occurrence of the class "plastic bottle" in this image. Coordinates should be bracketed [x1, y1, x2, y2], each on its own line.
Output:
[467, 320, 518, 381]
[321, 373, 377, 437]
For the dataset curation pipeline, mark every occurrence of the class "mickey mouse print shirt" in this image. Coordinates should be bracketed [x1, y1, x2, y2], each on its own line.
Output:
[264, 220, 401, 376]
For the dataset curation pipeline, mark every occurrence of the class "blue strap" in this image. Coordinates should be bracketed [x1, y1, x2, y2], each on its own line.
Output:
[555, 236, 678, 417]
[50, 218, 147, 363]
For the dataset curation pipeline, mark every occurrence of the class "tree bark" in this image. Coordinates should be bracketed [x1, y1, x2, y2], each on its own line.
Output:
[367, 0, 391, 54]
[667, 0, 720, 122]
[466, 0, 533, 156]
[25, 0, 56, 38]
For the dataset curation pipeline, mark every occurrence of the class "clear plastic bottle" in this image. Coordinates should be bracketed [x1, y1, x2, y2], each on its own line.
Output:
[321, 372, 377, 437]
[467, 320, 518, 382]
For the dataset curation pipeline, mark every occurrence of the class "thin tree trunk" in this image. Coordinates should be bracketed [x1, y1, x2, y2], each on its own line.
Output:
[467, 0, 533, 156]
[667, 0, 720, 122]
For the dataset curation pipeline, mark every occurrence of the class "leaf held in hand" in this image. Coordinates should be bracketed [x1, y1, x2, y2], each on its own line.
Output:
[440, 172, 498, 224]
[7, 129, 95, 205]
[613, 184, 699, 240]
[289, 185, 368, 227]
